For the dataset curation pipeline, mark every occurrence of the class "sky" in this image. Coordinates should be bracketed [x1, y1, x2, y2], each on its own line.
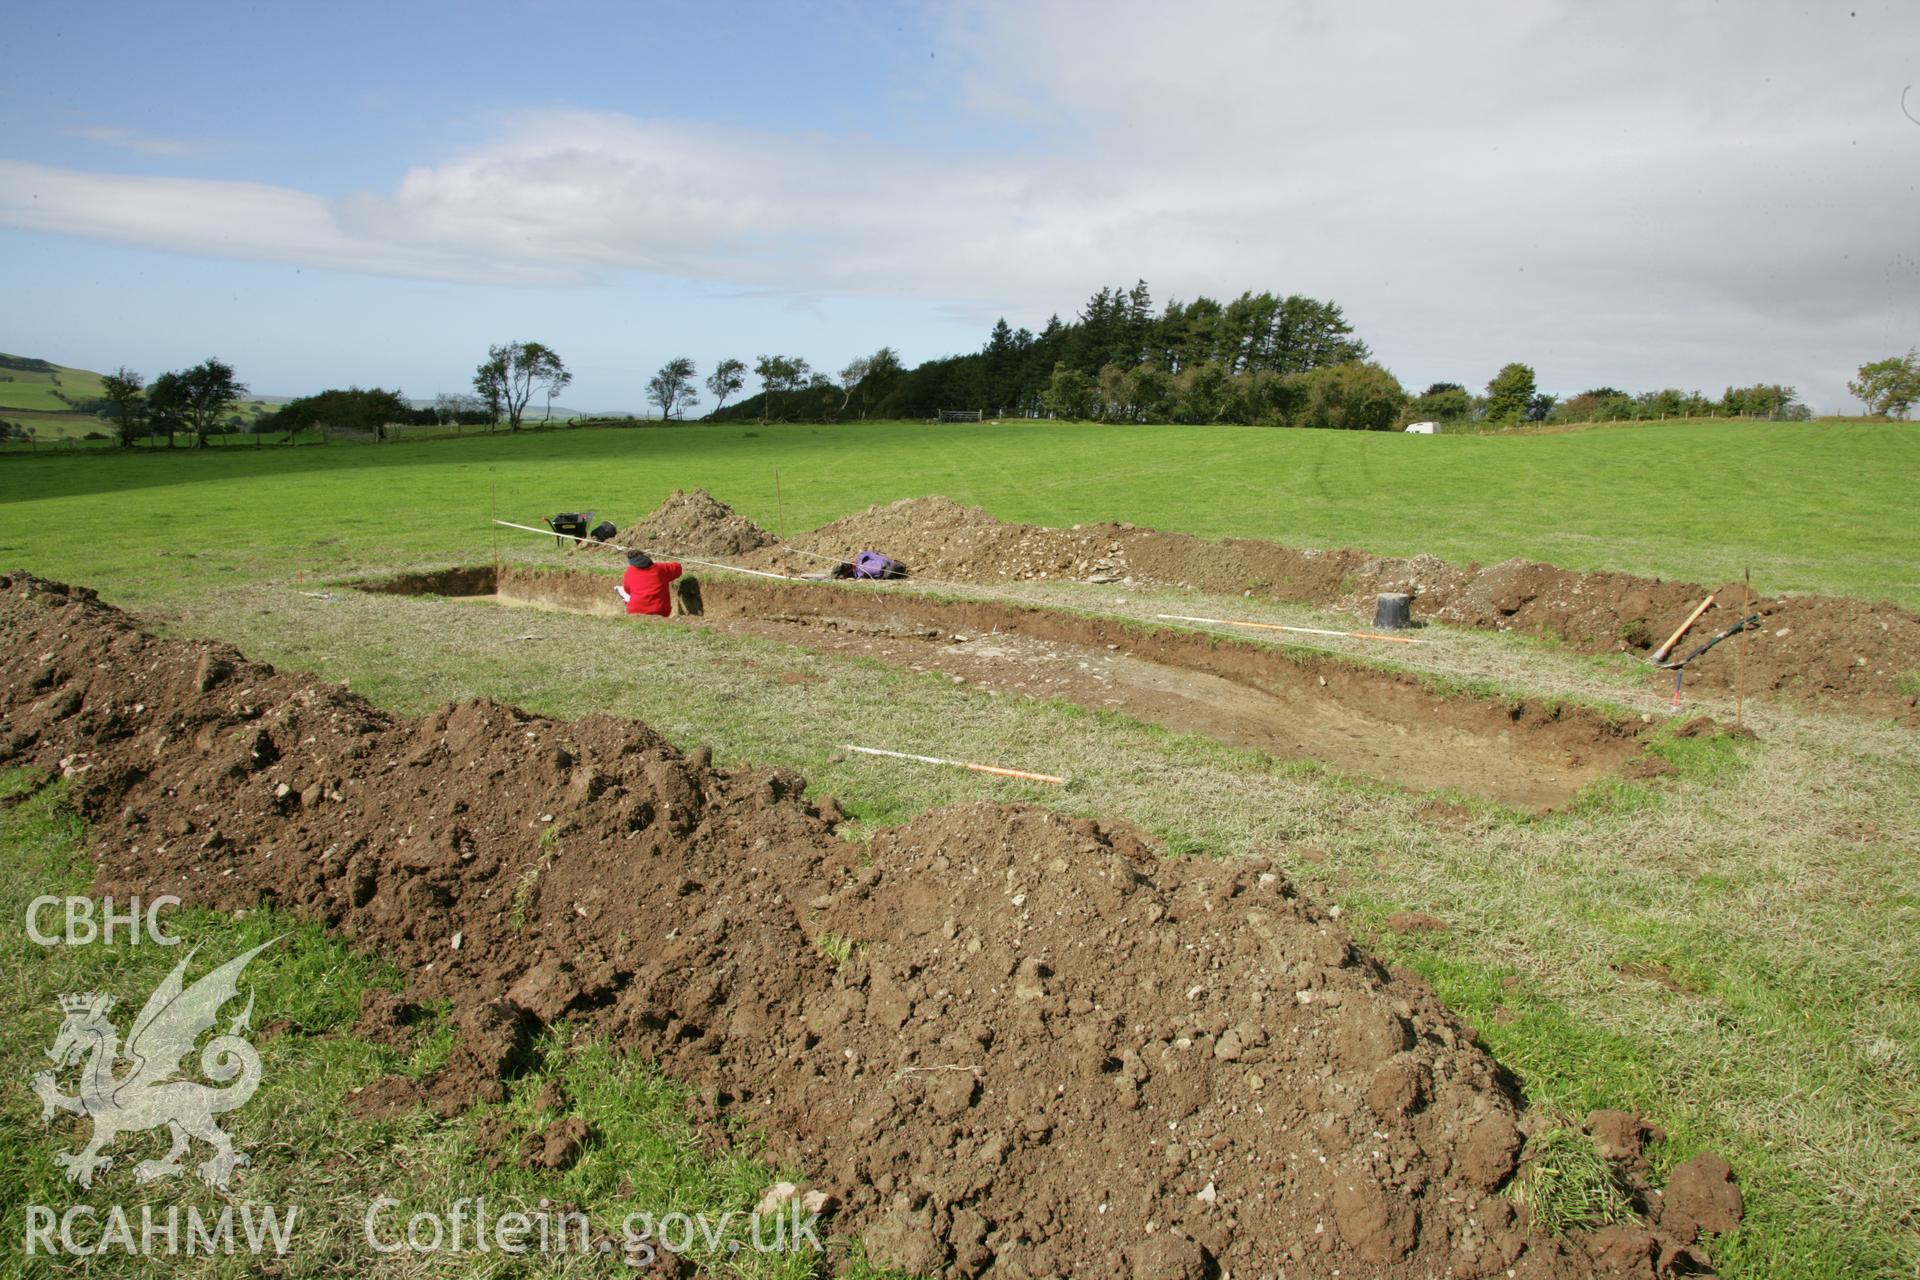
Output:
[0, 0, 1915, 413]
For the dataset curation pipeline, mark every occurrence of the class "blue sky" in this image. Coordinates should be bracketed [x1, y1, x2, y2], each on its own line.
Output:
[2, 1, 1916, 411]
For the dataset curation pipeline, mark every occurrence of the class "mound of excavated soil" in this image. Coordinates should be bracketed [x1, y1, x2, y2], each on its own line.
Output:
[754, 496, 1135, 584]
[746, 497, 1920, 724]
[575, 488, 777, 558]
[0, 572, 1738, 1277]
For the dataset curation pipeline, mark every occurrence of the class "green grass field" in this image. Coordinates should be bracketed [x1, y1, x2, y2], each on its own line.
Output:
[1, 408, 115, 438]
[2, 416, 1917, 608]
[0, 382, 93, 412]
[2, 420, 1917, 1277]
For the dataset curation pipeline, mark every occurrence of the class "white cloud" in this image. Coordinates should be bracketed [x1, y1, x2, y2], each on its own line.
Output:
[0, 161, 529, 284]
[3, 117, 1057, 292]
[939, 0, 1920, 397]
[4, 1, 1917, 405]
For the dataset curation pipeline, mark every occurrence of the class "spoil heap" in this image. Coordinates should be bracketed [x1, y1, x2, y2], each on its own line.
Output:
[573, 488, 778, 558]
[748, 496, 1919, 723]
[755, 496, 1134, 583]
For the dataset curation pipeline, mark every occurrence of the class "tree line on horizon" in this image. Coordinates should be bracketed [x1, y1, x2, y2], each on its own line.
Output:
[702, 282, 1398, 427]
[59, 343, 570, 448]
[681, 281, 1911, 429]
[25, 295, 1918, 450]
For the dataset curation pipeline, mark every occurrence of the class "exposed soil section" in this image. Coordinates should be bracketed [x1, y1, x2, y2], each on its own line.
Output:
[359, 565, 498, 598]
[1, 572, 1736, 1278]
[384, 565, 1647, 811]
[500, 563, 627, 615]
[531, 489, 1919, 722]
[729, 497, 1919, 725]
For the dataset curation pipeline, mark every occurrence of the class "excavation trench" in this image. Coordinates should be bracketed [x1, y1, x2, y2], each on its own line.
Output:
[9, 571, 1748, 1277]
[365, 566, 1650, 810]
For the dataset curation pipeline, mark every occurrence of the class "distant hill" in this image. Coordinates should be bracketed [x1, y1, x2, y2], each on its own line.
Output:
[400, 397, 639, 421]
[0, 353, 275, 441]
[0, 355, 646, 440]
[0, 353, 110, 412]
[0, 353, 116, 440]
[507, 406, 642, 421]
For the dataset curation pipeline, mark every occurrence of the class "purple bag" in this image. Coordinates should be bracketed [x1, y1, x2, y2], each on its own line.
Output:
[853, 550, 906, 580]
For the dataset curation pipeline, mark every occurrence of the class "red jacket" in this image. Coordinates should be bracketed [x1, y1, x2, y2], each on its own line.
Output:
[621, 561, 682, 616]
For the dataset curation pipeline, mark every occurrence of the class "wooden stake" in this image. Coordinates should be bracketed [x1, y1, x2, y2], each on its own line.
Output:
[1651, 594, 1715, 664]
[1738, 569, 1750, 728]
[1156, 613, 1424, 645]
[774, 469, 785, 535]
[840, 744, 1067, 785]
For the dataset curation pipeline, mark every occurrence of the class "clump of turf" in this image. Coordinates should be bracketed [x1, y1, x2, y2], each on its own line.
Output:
[1510, 1127, 1634, 1237]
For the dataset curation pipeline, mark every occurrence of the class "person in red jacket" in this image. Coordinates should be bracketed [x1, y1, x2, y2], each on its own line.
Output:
[617, 551, 683, 617]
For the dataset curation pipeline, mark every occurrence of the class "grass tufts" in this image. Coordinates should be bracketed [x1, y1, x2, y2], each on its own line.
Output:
[1511, 1126, 1635, 1237]
[814, 932, 863, 969]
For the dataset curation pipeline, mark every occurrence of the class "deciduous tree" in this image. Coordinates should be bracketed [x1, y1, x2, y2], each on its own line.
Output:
[537, 348, 572, 422]
[1720, 382, 1807, 420]
[1848, 350, 1919, 418]
[146, 372, 185, 448]
[1095, 364, 1131, 421]
[1408, 381, 1472, 423]
[1040, 363, 1097, 420]
[100, 366, 145, 448]
[148, 358, 245, 448]
[274, 387, 411, 439]
[752, 355, 810, 423]
[647, 357, 699, 420]
[1293, 361, 1407, 431]
[705, 358, 747, 416]
[837, 347, 901, 419]
[1484, 362, 1537, 424]
[473, 341, 567, 431]
[1552, 388, 1633, 423]
[1175, 362, 1231, 423]
[1123, 365, 1175, 422]
[837, 355, 871, 419]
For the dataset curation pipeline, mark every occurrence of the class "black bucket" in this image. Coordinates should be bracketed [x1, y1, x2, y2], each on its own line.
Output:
[1373, 593, 1414, 630]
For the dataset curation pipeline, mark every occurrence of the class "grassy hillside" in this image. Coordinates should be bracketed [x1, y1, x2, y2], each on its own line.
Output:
[0, 408, 116, 439]
[0, 353, 109, 413]
[1, 416, 1915, 608]
[0, 352, 277, 441]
